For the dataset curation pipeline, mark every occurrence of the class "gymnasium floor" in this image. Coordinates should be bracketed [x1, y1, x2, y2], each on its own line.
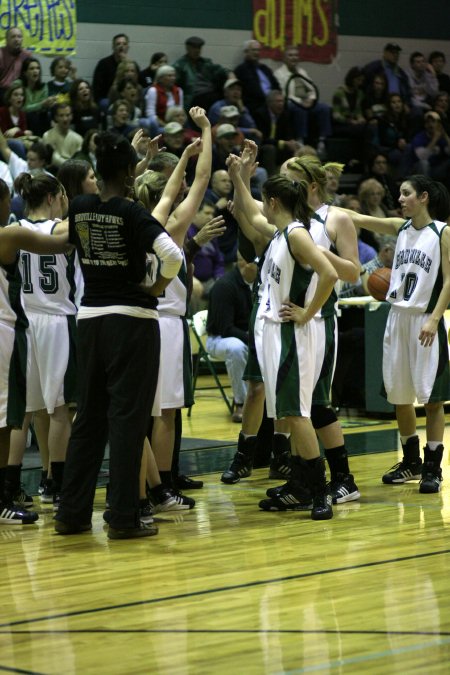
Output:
[1, 384, 449, 674]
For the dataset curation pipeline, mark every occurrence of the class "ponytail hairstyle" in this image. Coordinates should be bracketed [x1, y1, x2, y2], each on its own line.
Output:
[286, 155, 344, 203]
[262, 175, 314, 229]
[405, 175, 450, 222]
[14, 172, 63, 211]
[94, 131, 137, 183]
[134, 170, 167, 211]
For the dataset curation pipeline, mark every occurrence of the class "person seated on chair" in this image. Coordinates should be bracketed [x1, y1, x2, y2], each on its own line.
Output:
[206, 252, 256, 422]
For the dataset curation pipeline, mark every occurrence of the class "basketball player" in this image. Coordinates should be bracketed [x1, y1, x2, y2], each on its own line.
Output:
[279, 155, 361, 504]
[0, 178, 71, 524]
[6, 174, 76, 512]
[342, 175, 450, 493]
[228, 155, 338, 519]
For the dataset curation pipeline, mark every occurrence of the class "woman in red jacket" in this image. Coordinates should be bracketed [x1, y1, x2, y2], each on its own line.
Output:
[143, 65, 184, 133]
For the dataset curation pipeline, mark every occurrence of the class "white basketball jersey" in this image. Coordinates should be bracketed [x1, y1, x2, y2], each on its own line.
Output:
[18, 219, 77, 315]
[258, 222, 313, 323]
[388, 219, 447, 313]
[150, 250, 188, 317]
[304, 204, 338, 318]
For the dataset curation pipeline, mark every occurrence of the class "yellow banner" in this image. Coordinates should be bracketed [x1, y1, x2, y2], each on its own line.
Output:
[0, 0, 77, 56]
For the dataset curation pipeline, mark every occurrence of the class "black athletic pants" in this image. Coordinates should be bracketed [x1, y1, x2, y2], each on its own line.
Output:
[57, 314, 160, 529]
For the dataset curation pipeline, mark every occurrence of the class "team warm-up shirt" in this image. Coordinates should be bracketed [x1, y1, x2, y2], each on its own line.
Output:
[388, 219, 447, 313]
[69, 194, 166, 310]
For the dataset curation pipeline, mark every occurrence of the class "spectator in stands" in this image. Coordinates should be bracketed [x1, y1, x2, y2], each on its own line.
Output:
[72, 128, 98, 169]
[432, 91, 450, 133]
[108, 59, 142, 107]
[361, 153, 399, 215]
[0, 81, 31, 139]
[43, 103, 83, 168]
[115, 78, 142, 127]
[165, 105, 200, 143]
[407, 51, 439, 113]
[363, 43, 411, 105]
[20, 57, 56, 136]
[211, 123, 241, 172]
[234, 40, 280, 117]
[208, 78, 262, 142]
[206, 253, 255, 423]
[429, 51, 450, 95]
[107, 98, 137, 139]
[139, 52, 168, 89]
[362, 72, 389, 123]
[144, 65, 183, 134]
[253, 89, 301, 175]
[70, 79, 101, 136]
[186, 200, 225, 309]
[357, 178, 392, 251]
[0, 28, 31, 103]
[205, 169, 239, 264]
[274, 44, 332, 153]
[173, 36, 233, 110]
[161, 121, 189, 158]
[211, 106, 244, 146]
[411, 110, 450, 186]
[92, 33, 129, 103]
[378, 93, 414, 175]
[47, 57, 72, 105]
[332, 66, 367, 138]
[340, 194, 378, 262]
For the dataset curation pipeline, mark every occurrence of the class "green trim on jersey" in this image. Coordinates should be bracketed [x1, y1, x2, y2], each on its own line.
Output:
[312, 314, 336, 406]
[283, 227, 314, 307]
[7, 328, 27, 428]
[429, 317, 450, 402]
[275, 321, 302, 418]
[425, 223, 446, 314]
[182, 316, 194, 408]
[5, 264, 28, 427]
[243, 301, 263, 382]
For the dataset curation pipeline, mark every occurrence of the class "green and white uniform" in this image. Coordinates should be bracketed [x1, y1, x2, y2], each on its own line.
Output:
[255, 222, 316, 419]
[18, 218, 77, 413]
[383, 219, 450, 404]
[306, 204, 338, 406]
[0, 261, 28, 428]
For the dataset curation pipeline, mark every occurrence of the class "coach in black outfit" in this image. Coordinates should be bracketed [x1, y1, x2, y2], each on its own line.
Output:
[55, 131, 182, 540]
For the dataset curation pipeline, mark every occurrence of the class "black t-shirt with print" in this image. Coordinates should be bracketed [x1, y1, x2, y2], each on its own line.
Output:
[69, 194, 165, 309]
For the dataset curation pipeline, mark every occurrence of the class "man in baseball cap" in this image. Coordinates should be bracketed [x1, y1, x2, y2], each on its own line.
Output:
[173, 36, 235, 109]
[185, 36, 205, 47]
[363, 42, 411, 104]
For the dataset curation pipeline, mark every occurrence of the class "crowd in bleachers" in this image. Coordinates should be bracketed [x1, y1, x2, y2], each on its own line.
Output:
[0, 28, 449, 534]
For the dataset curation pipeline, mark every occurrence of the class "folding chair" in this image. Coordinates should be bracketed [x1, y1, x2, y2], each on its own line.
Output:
[188, 310, 233, 416]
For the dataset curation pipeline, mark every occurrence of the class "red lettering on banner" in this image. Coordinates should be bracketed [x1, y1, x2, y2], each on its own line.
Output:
[252, 0, 338, 64]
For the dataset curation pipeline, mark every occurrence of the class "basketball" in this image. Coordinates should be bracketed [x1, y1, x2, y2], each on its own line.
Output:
[367, 267, 391, 301]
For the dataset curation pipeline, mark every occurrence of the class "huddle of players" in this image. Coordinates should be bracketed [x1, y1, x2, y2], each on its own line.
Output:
[1, 119, 449, 531]
[220, 148, 450, 519]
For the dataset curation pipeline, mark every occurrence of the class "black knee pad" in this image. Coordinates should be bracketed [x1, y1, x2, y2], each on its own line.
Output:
[311, 405, 337, 430]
